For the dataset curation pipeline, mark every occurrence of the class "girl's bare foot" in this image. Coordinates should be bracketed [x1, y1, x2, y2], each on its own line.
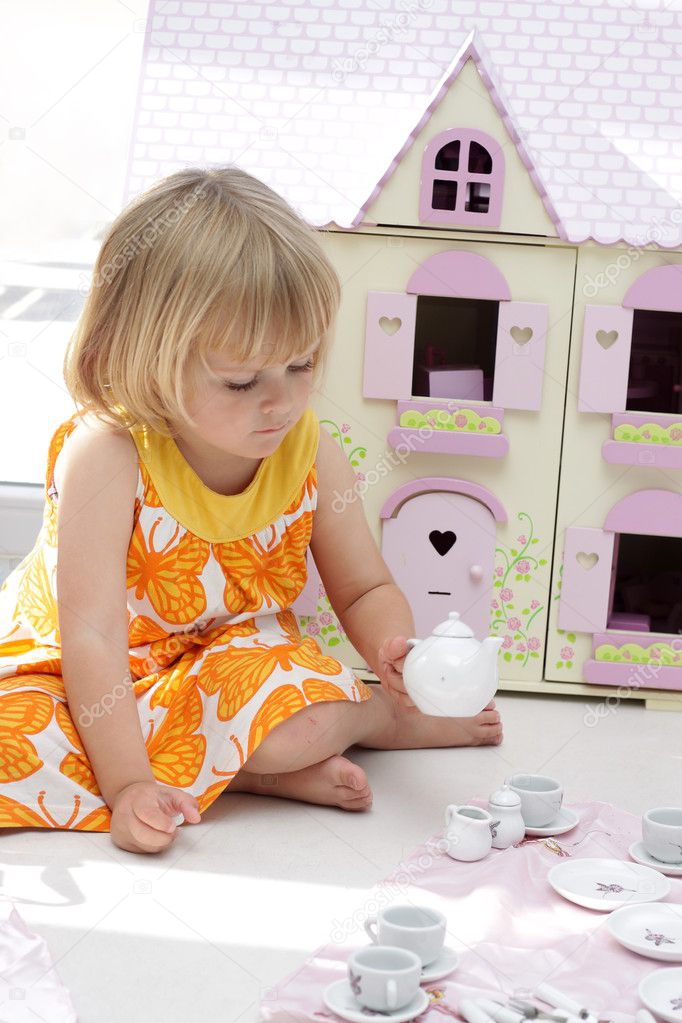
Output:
[357, 688, 504, 751]
[228, 753, 373, 811]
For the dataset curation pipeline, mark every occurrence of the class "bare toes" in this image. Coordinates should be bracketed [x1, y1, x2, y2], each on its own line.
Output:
[340, 768, 368, 792]
[341, 792, 373, 811]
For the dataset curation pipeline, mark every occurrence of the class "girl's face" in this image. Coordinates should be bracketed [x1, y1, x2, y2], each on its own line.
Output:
[180, 338, 319, 458]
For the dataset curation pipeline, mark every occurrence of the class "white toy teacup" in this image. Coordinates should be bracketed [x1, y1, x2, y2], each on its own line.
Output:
[347, 945, 422, 1011]
[506, 773, 563, 828]
[444, 804, 494, 862]
[643, 807, 682, 864]
[364, 904, 446, 966]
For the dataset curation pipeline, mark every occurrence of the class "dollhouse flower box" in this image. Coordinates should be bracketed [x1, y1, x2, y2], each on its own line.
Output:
[584, 632, 682, 691]
[388, 399, 509, 458]
[602, 414, 682, 469]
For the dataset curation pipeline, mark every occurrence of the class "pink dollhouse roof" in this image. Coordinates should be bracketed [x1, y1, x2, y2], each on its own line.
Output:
[125, 1, 682, 249]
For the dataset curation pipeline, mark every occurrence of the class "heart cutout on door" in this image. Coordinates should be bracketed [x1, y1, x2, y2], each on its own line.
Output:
[429, 530, 457, 556]
[379, 316, 402, 336]
[596, 329, 618, 349]
[510, 325, 533, 345]
[576, 551, 599, 571]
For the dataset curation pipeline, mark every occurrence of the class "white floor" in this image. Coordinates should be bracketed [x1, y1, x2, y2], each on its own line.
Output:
[1, 690, 680, 1023]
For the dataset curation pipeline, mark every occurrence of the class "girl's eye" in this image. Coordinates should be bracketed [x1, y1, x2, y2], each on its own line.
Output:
[225, 357, 315, 392]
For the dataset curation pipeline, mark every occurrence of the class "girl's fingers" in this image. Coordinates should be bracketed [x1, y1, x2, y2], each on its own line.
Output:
[161, 790, 202, 825]
[134, 797, 177, 834]
[176, 796, 201, 824]
[385, 636, 409, 661]
[127, 811, 177, 851]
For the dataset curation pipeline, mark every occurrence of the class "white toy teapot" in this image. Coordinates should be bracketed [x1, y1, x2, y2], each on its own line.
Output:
[402, 611, 503, 717]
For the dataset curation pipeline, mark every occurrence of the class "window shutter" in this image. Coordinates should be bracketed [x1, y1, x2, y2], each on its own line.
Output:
[578, 305, 634, 413]
[363, 292, 417, 399]
[558, 527, 615, 633]
[492, 301, 548, 411]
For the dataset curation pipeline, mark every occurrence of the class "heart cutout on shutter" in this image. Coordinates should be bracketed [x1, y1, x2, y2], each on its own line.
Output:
[576, 551, 599, 571]
[510, 325, 533, 345]
[596, 329, 618, 349]
[379, 316, 402, 336]
[429, 530, 457, 556]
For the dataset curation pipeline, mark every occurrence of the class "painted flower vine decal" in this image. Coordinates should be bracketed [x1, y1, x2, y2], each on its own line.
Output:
[349, 969, 362, 997]
[645, 928, 675, 947]
[670, 997, 682, 1012]
[490, 512, 547, 667]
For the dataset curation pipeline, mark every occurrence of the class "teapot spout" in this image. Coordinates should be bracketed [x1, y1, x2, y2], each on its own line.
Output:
[467, 635, 503, 676]
[484, 635, 504, 652]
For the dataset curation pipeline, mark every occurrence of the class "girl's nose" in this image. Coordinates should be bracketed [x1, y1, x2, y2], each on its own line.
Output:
[261, 376, 294, 416]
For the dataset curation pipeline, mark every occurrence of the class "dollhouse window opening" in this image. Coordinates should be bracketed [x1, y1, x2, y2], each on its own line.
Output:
[625, 308, 682, 415]
[411, 295, 500, 403]
[608, 531, 682, 636]
[423, 129, 503, 225]
[432, 138, 494, 214]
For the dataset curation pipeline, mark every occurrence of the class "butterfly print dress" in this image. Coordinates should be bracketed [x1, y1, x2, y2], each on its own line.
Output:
[0, 406, 371, 831]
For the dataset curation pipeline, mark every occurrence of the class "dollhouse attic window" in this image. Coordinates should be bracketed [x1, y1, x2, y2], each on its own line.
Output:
[420, 128, 504, 228]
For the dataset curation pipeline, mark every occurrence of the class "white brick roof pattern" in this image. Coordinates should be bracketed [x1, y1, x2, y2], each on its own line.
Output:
[124, 0, 682, 248]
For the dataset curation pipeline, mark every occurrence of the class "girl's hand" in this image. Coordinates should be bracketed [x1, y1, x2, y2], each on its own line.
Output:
[110, 781, 201, 854]
[377, 636, 419, 712]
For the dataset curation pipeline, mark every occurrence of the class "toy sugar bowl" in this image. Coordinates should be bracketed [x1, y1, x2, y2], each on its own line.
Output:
[487, 784, 526, 850]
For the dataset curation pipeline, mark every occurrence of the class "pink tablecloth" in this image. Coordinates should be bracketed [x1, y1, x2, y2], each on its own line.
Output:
[260, 801, 682, 1023]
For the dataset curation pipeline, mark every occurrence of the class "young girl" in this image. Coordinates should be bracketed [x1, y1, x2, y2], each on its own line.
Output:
[0, 167, 502, 854]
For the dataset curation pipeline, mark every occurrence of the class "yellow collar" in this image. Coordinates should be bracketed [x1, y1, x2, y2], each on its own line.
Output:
[130, 406, 319, 543]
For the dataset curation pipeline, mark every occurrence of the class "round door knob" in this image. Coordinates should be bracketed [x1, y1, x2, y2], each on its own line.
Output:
[470, 564, 484, 582]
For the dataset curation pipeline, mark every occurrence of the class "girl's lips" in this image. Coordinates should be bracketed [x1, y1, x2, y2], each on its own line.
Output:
[258, 423, 287, 433]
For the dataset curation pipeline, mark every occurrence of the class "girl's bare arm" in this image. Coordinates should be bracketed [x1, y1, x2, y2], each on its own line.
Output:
[56, 419, 156, 808]
[309, 425, 416, 676]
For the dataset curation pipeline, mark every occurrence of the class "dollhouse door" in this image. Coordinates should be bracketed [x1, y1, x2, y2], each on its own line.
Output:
[381, 491, 497, 640]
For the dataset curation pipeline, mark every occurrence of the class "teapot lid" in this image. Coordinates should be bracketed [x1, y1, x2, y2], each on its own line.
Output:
[489, 784, 522, 808]
[432, 611, 475, 639]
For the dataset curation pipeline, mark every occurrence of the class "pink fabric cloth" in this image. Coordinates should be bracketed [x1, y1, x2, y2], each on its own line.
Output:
[0, 903, 77, 1021]
[260, 801, 682, 1023]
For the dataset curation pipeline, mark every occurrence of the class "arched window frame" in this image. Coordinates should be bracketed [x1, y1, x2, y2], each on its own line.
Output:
[419, 128, 504, 227]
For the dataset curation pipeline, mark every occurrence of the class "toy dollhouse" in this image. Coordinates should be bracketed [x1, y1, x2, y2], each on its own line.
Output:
[124, 1, 682, 709]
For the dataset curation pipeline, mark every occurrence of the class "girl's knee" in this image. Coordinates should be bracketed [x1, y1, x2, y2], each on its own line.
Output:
[245, 698, 361, 773]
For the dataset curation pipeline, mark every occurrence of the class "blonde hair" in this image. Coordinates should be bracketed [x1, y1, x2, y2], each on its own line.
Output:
[64, 166, 341, 434]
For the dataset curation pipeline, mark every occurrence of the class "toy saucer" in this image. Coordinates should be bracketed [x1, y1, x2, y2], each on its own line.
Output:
[607, 903, 682, 962]
[548, 857, 671, 911]
[322, 979, 430, 1023]
[420, 946, 458, 982]
[638, 966, 682, 1023]
[524, 807, 580, 837]
[629, 841, 682, 877]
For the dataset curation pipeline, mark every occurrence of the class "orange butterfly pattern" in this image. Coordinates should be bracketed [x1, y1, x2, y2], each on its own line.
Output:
[0, 411, 372, 831]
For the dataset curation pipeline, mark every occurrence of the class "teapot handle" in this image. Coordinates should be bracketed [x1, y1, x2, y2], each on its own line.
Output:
[406, 638, 420, 649]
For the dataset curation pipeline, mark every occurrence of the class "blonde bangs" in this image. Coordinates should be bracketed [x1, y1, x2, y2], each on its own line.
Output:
[63, 166, 341, 434]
